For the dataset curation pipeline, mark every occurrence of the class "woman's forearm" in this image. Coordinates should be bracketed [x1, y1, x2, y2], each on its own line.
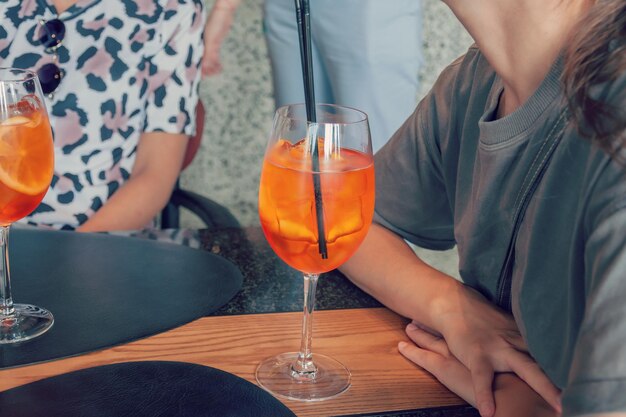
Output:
[340, 223, 465, 332]
[76, 172, 175, 232]
[77, 132, 186, 233]
[213, 0, 241, 11]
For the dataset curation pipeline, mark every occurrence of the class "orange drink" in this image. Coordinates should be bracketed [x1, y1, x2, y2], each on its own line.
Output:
[1, 68, 55, 344]
[0, 98, 54, 226]
[256, 104, 373, 401]
[259, 138, 375, 274]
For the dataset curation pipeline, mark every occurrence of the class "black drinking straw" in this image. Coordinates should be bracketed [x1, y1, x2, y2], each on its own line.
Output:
[295, 0, 327, 259]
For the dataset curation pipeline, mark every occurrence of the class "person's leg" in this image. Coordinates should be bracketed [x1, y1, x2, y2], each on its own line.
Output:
[263, 0, 333, 108]
[313, 0, 423, 152]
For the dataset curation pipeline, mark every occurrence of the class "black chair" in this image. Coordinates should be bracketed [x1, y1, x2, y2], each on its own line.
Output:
[160, 101, 240, 230]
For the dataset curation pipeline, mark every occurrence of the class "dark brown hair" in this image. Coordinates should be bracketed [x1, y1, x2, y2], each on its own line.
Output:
[563, 0, 626, 157]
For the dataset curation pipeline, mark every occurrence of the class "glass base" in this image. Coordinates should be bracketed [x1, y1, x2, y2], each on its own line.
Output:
[0, 304, 54, 344]
[256, 352, 351, 401]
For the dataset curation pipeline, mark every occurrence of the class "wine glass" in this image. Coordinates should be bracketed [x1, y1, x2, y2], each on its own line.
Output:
[0, 68, 55, 343]
[257, 103, 375, 401]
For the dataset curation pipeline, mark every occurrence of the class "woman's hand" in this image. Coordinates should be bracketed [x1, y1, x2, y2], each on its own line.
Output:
[399, 324, 560, 417]
[399, 323, 476, 406]
[341, 224, 560, 415]
[201, 0, 241, 77]
[432, 287, 562, 417]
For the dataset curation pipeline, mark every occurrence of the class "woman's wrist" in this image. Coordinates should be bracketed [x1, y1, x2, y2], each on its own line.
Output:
[428, 278, 467, 332]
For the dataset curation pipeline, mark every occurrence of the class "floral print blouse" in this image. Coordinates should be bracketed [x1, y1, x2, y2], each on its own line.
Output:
[0, 0, 205, 229]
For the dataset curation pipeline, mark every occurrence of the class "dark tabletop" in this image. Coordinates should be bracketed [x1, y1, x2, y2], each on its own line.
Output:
[1, 228, 243, 369]
[199, 227, 383, 315]
[118, 227, 382, 315]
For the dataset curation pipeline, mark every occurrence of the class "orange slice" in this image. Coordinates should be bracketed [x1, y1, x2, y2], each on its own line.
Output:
[0, 114, 53, 196]
[2, 116, 32, 126]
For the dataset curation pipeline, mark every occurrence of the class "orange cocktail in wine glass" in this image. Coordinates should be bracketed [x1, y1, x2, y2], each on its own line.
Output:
[257, 103, 374, 401]
[0, 68, 55, 343]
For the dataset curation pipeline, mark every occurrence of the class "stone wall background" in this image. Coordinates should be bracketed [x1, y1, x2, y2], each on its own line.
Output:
[181, 0, 473, 229]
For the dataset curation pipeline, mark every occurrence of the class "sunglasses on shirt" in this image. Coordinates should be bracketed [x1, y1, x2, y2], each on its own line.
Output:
[36, 18, 65, 96]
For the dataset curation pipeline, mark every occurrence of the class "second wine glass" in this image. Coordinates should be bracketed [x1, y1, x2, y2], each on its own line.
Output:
[0, 68, 55, 343]
[257, 103, 375, 401]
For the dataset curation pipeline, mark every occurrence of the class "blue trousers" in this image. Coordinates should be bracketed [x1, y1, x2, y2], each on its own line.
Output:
[264, 0, 423, 152]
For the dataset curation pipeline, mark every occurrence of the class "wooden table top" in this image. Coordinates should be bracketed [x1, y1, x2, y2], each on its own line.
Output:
[0, 308, 467, 417]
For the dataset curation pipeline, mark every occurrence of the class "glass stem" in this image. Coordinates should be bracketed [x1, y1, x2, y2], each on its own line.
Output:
[0, 226, 14, 318]
[291, 272, 319, 380]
